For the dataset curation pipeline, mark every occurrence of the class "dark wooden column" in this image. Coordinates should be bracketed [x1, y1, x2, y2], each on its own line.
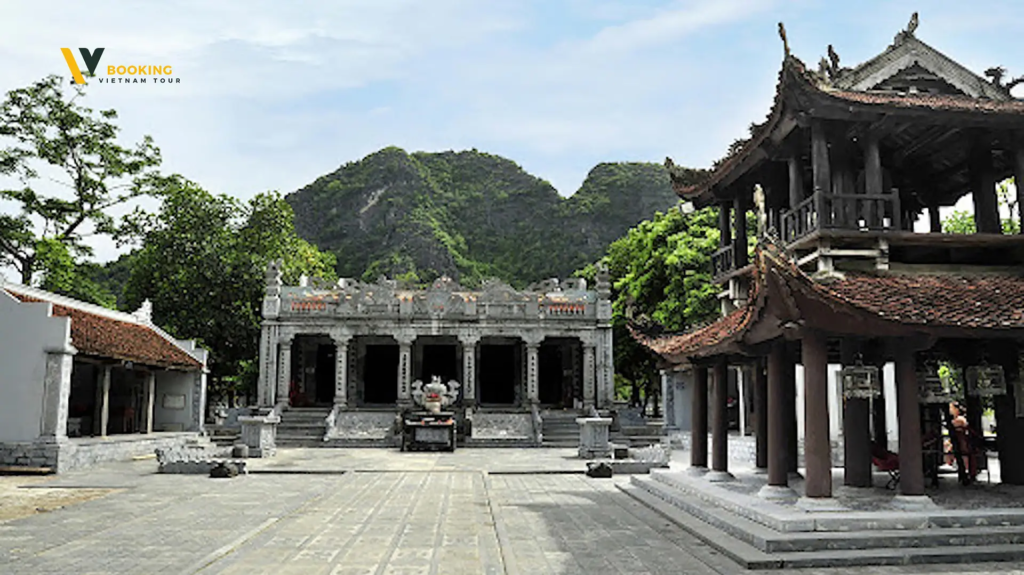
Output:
[970, 136, 1000, 234]
[811, 120, 831, 196]
[841, 340, 872, 487]
[754, 357, 769, 471]
[718, 201, 732, 247]
[787, 156, 805, 209]
[994, 342, 1024, 484]
[767, 344, 788, 486]
[928, 205, 942, 233]
[802, 332, 832, 498]
[1014, 140, 1024, 234]
[733, 196, 748, 268]
[691, 365, 709, 470]
[895, 348, 925, 496]
[783, 352, 798, 474]
[711, 357, 730, 476]
[864, 134, 883, 228]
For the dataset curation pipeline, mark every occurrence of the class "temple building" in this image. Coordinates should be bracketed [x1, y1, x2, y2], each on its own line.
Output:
[0, 281, 209, 472]
[641, 14, 1024, 504]
[256, 261, 614, 446]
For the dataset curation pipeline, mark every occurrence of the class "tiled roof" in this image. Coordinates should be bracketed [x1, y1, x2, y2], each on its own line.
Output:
[8, 292, 202, 369]
[821, 89, 1024, 115]
[823, 273, 1024, 329]
[634, 306, 753, 361]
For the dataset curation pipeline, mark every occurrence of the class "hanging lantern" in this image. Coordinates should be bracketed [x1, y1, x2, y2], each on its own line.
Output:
[917, 362, 953, 404]
[841, 356, 880, 399]
[966, 362, 1006, 397]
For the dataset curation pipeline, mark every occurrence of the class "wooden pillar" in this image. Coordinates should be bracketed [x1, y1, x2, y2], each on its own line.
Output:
[767, 344, 788, 486]
[754, 358, 768, 472]
[802, 331, 832, 498]
[841, 341, 871, 487]
[928, 205, 942, 233]
[733, 197, 748, 268]
[783, 353, 798, 474]
[718, 202, 732, 247]
[993, 343, 1024, 484]
[811, 120, 831, 196]
[710, 358, 730, 478]
[1014, 142, 1024, 234]
[865, 134, 882, 228]
[787, 156, 805, 209]
[144, 372, 156, 434]
[970, 136, 1000, 234]
[895, 348, 925, 496]
[691, 365, 709, 470]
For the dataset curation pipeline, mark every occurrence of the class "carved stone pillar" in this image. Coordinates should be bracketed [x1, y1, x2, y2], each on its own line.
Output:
[461, 335, 480, 407]
[258, 324, 278, 407]
[332, 335, 350, 407]
[397, 335, 414, 407]
[277, 337, 293, 406]
[526, 342, 540, 405]
[583, 345, 596, 408]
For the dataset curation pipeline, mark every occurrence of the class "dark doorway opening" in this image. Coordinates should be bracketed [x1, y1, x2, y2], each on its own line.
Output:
[539, 345, 564, 405]
[363, 345, 398, 404]
[539, 339, 581, 407]
[314, 344, 336, 405]
[420, 344, 458, 383]
[480, 344, 517, 405]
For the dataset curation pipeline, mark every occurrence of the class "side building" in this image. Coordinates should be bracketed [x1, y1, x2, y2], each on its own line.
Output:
[0, 281, 209, 472]
[256, 262, 614, 446]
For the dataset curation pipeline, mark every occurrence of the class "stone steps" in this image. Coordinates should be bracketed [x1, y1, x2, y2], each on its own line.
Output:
[541, 412, 581, 447]
[276, 408, 331, 447]
[624, 473, 1024, 569]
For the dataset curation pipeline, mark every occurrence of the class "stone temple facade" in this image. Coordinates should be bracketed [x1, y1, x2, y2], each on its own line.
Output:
[256, 262, 614, 445]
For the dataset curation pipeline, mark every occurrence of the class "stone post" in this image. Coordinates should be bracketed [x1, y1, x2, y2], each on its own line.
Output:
[277, 336, 293, 406]
[144, 371, 156, 434]
[99, 365, 112, 437]
[397, 335, 414, 407]
[40, 348, 75, 440]
[895, 348, 926, 498]
[802, 331, 832, 498]
[333, 335, 350, 407]
[690, 365, 708, 472]
[708, 357, 732, 482]
[526, 342, 540, 405]
[583, 344, 596, 409]
[461, 335, 479, 407]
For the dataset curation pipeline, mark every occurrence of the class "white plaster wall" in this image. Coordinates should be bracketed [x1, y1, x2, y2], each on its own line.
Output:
[884, 362, 898, 450]
[0, 292, 71, 442]
[153, 371, 194, 432]
[796, 364, 805, 441]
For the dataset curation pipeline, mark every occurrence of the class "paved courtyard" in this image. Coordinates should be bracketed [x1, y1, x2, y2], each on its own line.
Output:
[2, 448, 1024, 574]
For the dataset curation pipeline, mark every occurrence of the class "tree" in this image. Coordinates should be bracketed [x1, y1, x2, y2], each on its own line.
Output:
[578, 205, 721, 412]
[942, 179, 1020, 235]
[0, 75, 166, 285]
[124, 181, 336, 398]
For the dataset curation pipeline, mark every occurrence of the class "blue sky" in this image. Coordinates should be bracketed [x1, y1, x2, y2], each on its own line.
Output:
[1, 1, 1022, 264]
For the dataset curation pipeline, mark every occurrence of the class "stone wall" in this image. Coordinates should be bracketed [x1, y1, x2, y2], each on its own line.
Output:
[325, 411, 396, 441]
[470, 412, 534, 440]
[0, 432, 203, 473]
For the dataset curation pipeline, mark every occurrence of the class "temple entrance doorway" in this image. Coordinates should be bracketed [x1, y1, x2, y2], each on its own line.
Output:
[293, 335, 336, 406]
[361, 341, 398, 405]
[417, 342, 459, 383]
[539, 338, 582, 408]
[313, 344, 335, 405]
[479, 338, 520, 405]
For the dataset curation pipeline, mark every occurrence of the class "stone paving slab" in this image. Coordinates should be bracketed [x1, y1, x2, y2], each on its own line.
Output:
[4, 450, 1024, 574]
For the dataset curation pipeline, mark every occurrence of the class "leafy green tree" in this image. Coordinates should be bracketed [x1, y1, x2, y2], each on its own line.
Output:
[942, 179, 1020, 235]
[124, 182, 336, 398]
[0, 75, 165, 284]
[578, 205, 721, 412]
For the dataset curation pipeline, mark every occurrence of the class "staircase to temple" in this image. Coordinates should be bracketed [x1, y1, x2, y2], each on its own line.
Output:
[276, 407, 331, 447]
[541, 410, 581, 447]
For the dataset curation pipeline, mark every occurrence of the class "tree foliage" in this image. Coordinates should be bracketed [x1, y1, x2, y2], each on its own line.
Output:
[123, 181, 336, 397]
[942, 179, 1020, 235]
[0, 75, 166, 284]
[578, 206, 721, 410]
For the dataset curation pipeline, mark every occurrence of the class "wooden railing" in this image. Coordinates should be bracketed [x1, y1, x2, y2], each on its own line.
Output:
[781, 191, 901, 244]
[711, 244, 735, 281]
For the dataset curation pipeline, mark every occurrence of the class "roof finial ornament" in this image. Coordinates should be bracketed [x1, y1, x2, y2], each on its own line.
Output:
[907, 12, 919, 36]
[778, 22, 791, 58]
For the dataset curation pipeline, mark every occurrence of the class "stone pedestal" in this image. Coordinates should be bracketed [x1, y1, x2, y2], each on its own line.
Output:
[576, 417, 613, 459]
[238, 413, 280, 458]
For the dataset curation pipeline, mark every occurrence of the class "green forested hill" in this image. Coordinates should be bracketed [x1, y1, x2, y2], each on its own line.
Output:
[287, 147, 702, 287]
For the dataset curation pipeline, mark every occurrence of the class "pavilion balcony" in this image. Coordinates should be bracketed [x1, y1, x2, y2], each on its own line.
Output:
[781, 191, 902, 244]
[711, 245, 735, 282]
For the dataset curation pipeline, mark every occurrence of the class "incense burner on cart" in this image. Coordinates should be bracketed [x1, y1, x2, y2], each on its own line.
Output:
[401, 376, 460, 452]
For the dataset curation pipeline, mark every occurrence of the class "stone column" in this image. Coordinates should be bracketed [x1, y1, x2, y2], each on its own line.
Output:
[690, 365, 708, 472]
[895, 348, 926, 498]
[397, 335, 414, 407]
[583, 344, 596, 409]
[40, 348, 75, 440]
[802, 331, 832, 498]
[258, 324, 278, 407]
[594, 328, 614, 408]
[461, 335, 479, 407]
[526, 342, 540, 405]
[709, 357, 732, 482]
[333, 335, 350, 407]
[144, 371, 156, 434]
[99, 365, 111, 437]
[277, 337, 293, 406]
[754, 358, 768, 472]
